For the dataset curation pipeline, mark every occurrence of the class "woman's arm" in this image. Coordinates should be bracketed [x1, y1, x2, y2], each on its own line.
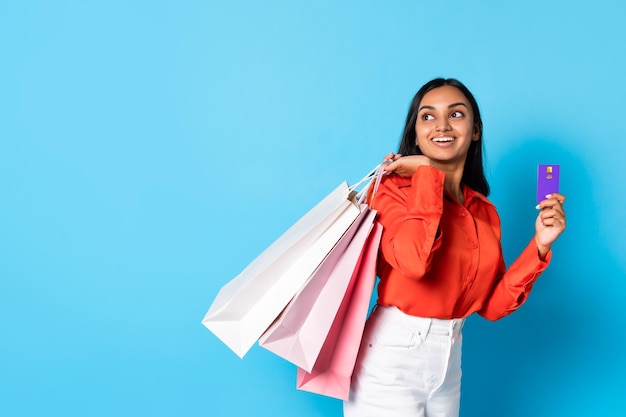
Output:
[479, 193, 567, 320]
[478, 239, 551, 321]
[371, 157, 446, 280]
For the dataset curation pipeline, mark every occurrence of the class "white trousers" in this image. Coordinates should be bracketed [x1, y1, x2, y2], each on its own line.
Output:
[344, 305, 465, 417]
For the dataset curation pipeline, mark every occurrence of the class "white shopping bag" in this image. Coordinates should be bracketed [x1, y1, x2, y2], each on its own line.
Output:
[202, 181, 363, 358]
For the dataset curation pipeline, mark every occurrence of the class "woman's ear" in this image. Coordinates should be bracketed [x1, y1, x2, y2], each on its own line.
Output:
[472, 123, 481, 141]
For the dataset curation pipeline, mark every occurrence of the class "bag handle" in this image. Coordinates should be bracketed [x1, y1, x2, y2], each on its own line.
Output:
[353, 161, 391, 205]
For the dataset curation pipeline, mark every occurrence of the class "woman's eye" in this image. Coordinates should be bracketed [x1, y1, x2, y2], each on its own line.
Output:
[450, 111, 464, 118]
[421, 114, 434, 121]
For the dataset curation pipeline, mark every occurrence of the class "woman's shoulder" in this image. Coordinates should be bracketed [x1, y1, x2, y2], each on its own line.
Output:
[369, 173, 411, 207]
[381, 172, 413, 188]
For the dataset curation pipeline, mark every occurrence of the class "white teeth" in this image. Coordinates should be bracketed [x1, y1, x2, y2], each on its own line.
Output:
[433, 137, 454, 143]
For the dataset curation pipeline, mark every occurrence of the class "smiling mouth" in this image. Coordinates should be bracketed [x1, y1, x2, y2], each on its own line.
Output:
[432, 137, 455, 143]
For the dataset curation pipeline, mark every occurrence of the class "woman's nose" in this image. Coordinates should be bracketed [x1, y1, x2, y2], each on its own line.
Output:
[436, 119, 451, 132]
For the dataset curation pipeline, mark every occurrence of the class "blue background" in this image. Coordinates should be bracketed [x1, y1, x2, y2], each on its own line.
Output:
[2, 1, 625, 416]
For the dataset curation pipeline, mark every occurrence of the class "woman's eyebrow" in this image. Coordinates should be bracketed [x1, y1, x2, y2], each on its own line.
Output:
[418, 102, 469, 112]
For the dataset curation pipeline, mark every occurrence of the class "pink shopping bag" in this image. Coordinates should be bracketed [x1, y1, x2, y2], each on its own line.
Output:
[296, 222, 383, 401]
[259, 208, 377, 372]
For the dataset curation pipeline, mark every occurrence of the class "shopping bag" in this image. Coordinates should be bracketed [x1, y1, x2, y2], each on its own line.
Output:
[202, 165, 383, 358]
[258, 207, 377, 372]
[202, 183, 360, 358]
[296, 222, 383, 401]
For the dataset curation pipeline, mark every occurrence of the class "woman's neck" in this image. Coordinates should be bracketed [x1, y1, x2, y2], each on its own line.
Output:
[433, 162, 465, 204]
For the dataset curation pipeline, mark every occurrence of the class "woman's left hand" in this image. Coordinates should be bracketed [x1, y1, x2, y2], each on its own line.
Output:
[534, 193, 567, 259]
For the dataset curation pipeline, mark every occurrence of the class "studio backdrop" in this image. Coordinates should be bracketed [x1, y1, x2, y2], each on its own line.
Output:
[1, 1, 625, 416]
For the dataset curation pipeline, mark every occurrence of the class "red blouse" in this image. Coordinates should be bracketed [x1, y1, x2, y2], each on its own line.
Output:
[370, 166, 551, 321]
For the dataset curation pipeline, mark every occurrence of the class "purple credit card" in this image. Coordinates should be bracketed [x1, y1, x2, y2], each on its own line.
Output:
[536, 164, 560, 203]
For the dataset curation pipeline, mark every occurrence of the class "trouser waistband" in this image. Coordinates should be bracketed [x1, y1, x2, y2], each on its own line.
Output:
[373, 305, 465, 338]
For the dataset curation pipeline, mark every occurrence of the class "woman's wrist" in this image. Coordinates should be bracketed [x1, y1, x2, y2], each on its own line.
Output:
[535, 236, 550, 261]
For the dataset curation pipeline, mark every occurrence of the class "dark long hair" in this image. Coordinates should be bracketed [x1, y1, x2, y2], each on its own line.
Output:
[398, 78, 490, 196]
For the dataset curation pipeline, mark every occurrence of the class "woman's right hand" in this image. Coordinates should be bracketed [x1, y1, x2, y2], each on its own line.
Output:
[383, 154, 433, 178]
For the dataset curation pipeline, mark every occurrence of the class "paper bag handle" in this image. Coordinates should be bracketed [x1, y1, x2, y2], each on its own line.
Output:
[353, 161, 391, 205]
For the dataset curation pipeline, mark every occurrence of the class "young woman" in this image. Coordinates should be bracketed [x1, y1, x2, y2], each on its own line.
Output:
[343, 78, 566, 417]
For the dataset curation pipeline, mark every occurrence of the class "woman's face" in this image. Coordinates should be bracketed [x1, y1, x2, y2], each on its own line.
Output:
[414, 85, 480, 167]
